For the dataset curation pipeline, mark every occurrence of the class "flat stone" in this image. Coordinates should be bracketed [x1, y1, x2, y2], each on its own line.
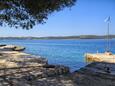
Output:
[0, 45, 25, 51]
[13, 46, 25, 51]
[72, 62, 115, 86]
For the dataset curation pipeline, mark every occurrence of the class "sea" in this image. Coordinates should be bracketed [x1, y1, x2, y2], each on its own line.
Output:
[0, 39, 115, 72]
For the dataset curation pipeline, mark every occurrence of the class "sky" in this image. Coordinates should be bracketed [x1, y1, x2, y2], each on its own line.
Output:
[0, 0, 115, 37]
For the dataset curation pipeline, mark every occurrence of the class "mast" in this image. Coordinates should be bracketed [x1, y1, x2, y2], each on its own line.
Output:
[105, 16, 111, 52]
[107, 21, 110, 52]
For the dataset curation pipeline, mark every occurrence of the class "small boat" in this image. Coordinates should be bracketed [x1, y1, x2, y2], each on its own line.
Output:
[85, 16, 115, 63]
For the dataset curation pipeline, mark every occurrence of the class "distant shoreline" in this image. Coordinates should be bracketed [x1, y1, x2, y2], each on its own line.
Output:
[0, 35, 115, 40]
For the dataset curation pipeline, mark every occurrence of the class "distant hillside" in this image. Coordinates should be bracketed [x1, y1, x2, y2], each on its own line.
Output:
[0, 35, 115, 39]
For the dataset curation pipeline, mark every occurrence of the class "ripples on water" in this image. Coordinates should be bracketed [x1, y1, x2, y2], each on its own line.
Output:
[0, 39, 115, 71]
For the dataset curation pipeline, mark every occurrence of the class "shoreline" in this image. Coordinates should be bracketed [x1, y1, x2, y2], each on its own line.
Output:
[0, 45, 115, 86]
[0, 35, 115, 40]
[0, 45, 74, 85]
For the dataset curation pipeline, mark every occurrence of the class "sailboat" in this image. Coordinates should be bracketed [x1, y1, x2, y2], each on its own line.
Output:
[85, 16, 115, 63]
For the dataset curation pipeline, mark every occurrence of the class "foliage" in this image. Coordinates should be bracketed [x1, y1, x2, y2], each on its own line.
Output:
[0, 0, 76, 29]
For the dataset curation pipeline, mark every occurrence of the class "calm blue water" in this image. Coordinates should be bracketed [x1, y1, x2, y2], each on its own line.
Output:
[0, 39, 115, 71]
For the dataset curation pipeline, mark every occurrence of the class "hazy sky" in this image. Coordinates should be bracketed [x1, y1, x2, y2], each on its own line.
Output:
[0, 0, 115, 37]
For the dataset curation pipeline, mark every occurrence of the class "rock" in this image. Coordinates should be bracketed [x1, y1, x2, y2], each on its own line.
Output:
[43, 65, 55, 68]
[13, 46, 25, 51]
[0, 51, 48, 68]
[0, 45, 77, 86]
[0, 45, 15, 51]
[43, 65, 70, 77]
[0, 45, 25, 51]
[15, 55, 48, 67]
[55, 65, 70, 75]
[0, 44, 6, 47]
[9, 75, 77, 86]
[22, 74, 36, 81]
[72, 62, 115, 86]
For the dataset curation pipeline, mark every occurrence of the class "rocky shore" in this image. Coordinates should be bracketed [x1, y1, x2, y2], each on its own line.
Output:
[72, 62, 115, 86]
[0, 45, 115, 86]
[0, 45, 25, 51]
[0, 45, 76, 86]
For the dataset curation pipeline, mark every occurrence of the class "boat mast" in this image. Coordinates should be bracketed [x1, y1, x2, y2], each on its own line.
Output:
[107, 21, 110, 52]
[105, 16, 111, 52]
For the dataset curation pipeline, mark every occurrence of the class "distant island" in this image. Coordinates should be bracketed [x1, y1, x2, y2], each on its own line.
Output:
[0, 35, 115, 39]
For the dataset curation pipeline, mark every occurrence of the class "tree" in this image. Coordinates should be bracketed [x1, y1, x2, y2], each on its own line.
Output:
[0, 0, 76, 29]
